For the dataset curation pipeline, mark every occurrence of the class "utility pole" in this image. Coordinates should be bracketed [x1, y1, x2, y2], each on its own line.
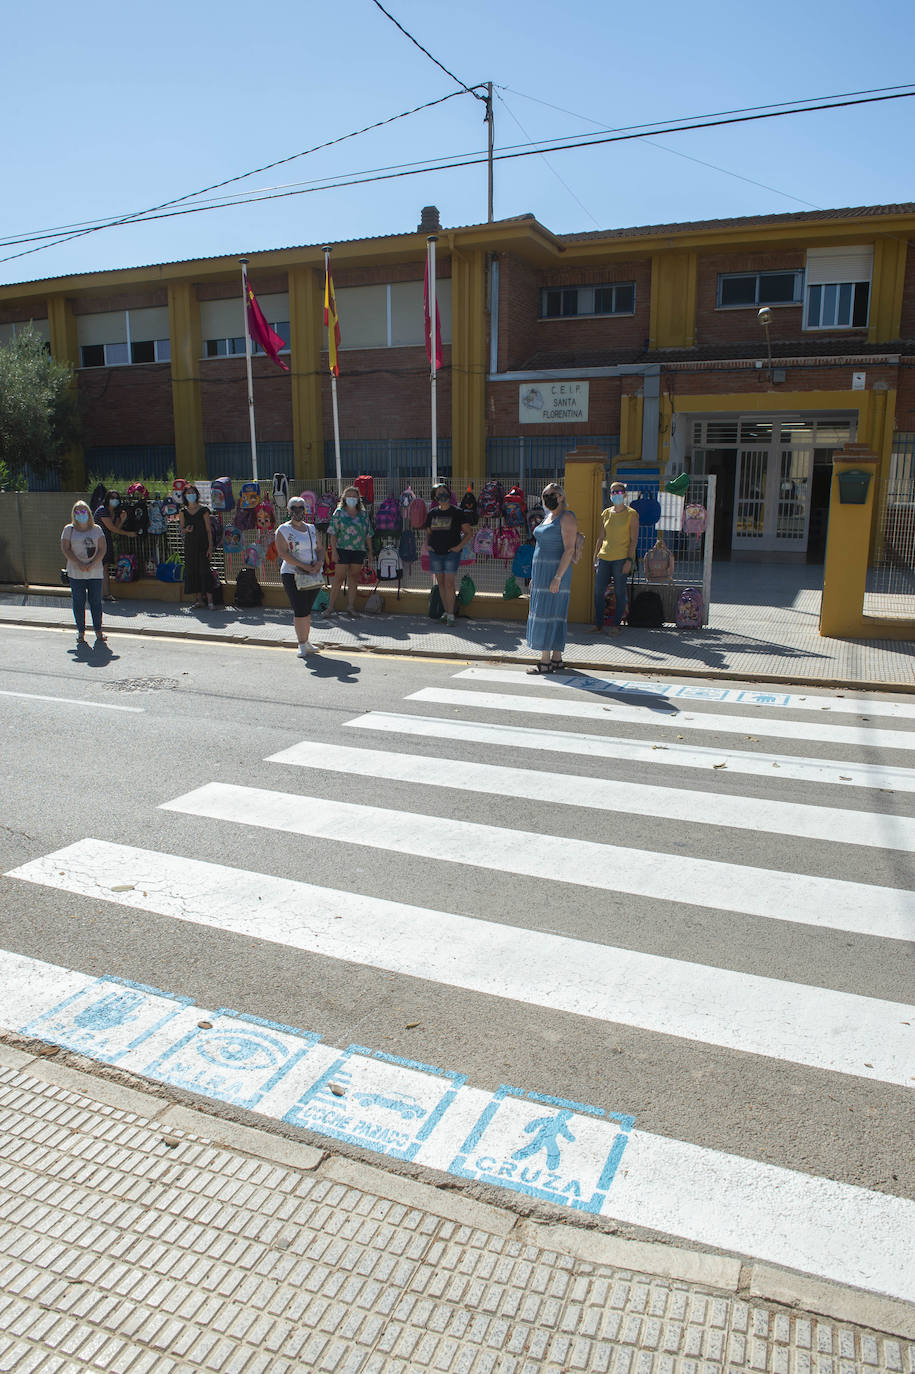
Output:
[484, 81, 494, 222]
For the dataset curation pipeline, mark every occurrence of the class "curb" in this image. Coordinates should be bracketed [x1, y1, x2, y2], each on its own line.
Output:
[3, 1040, 913, 1341]
[2, 610, 913, 694]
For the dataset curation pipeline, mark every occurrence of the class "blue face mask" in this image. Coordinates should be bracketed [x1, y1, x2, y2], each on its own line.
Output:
[610, 493, 626, 506]
[345, 496, 358, 508]
[109, 498, 120, 509]
[74, 512, 90, 526]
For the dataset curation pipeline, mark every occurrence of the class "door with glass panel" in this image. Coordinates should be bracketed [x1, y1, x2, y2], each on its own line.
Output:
[733, 449, 769, 547]
[733, 445, 812, 552]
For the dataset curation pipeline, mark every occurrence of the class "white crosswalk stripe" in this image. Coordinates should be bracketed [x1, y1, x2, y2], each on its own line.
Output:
[5, 666, 915, 1301]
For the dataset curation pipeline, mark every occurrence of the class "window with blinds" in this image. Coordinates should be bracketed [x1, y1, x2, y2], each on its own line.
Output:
[804, 246, 872, 330]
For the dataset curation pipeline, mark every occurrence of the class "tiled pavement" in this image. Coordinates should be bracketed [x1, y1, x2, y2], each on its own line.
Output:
[1, 561, 913, 688]
[0, 1047, 913, 1373]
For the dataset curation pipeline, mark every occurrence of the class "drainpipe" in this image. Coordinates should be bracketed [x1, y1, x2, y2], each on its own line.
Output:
[642, 369, 661, 466]
[488, 256, 499, 377]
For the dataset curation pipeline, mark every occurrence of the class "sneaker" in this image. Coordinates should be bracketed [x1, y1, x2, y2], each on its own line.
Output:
[102, 594, 116, 603]
[444, 613, 455, 625]
[298, 640, 317, 657]
[343, 609, 356, 620]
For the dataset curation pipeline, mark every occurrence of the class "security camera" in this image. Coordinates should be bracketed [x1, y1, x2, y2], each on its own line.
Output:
[757, 307, 773, 326]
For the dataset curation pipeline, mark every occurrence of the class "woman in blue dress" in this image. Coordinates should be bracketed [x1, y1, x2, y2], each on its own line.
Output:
[525, 482, 579, 673]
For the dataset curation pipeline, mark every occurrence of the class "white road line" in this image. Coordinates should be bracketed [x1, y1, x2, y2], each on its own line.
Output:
[159, 783, 915, 944]
[7, 840, 914, 1086]
[268, 740, 915, 853]
[454, 667, 915, 720]
[0, 689, 143, 713]
[346, 711, 915, 793]
[408, 687, 915, 753]
[1, 943, 913, 1303]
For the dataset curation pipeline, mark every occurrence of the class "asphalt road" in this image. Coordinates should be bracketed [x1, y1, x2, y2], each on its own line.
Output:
[1, 622, 913, 1252]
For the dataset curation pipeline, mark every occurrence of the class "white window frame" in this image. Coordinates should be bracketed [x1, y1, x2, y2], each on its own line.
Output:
[803, 281, 870, 331]
[78, 309, 170, 368]
[716, 270, 802, 309]
[539, 282, 636, 319]
[203, 321, 291, 359]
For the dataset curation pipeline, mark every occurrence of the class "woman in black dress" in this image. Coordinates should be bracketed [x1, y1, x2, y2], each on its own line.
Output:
[179, 486, 215, 608]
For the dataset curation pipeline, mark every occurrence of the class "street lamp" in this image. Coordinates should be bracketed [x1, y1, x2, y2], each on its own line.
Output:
[757, 306, 773, 383]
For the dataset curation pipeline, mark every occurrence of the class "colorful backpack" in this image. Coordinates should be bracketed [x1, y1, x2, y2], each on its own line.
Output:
[493, 526, 521, 561]
[160, 494, 180, 518]
[526, 508, 544, 539]
[222, 524, 242, 552]
[374, 496, 402, 533]
[211, 477, 235, 513]
[502, 485, 527, 528]
[272, 473, 289, 511]
[114, 553, 138, 583]
[377, 544, 403, 580]
[298, 490, 317, 520]
[398, 528, 417, 564]
[254, 502, 276, 535]
[473, 527, 494, 556]
[511, 544, 534, 580]
[244, 543, 265, 567]
[238, 481, 260, 511]
[675, 586, 704, 629]
[126, 482, 150, 501]
[459, 486, 478, 524]
[354, 474, 374, 506]
[403, 488, 427, 529]
[478, 480, 504, 518]
[208, 512, 224, 546]
[682, 503, 708, 536]
[147, 499, 167, 535]
[315, 492, 336, 528]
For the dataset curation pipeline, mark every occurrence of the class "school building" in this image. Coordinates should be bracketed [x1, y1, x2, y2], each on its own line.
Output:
[2, 200, 914, 563]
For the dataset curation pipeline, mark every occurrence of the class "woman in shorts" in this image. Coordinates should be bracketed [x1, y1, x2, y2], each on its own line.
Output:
[423, 484, 472, 625]
[327, 486, 372, 618]
[276, 496, 324, 657]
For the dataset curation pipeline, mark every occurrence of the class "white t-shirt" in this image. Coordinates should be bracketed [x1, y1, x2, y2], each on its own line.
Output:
[277, 521, 319, 576]
[63, 524, 106, 579]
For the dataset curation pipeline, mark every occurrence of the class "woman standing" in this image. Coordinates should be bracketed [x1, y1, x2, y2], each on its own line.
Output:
[327, 486, 372, 618]
[60, 501, 107, 647]
[424, 484, 472, 626]
[94, 489, 135, 601]
[276, 495, 324, 657]
[593, 480, 639, 635]
[179, 485, 216, 609]
[525, 483, 578, 673]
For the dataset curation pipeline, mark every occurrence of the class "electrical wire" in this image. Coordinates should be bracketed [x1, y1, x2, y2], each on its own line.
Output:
[3, 87, 913, 266]
[494, 91, 601, 227]
[369, 0, 484, 99]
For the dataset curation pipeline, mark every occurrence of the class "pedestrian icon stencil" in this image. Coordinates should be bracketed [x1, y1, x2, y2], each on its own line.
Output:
[449, 1086, 634, 1214]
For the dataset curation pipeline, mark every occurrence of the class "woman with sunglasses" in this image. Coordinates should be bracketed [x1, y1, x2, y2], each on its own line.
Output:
[524, 483, 578, 673]
[276, 496, 324, 657]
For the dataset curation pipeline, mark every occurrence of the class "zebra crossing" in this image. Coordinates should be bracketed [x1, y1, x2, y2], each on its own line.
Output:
[4, 665, 915, 1303]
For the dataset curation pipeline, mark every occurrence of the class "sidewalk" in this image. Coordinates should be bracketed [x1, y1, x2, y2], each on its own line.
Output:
[1, 564, 913, 690]
[2, 1041, 913, 1374]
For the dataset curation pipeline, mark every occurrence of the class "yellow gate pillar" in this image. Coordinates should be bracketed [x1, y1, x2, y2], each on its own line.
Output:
[167, 282, 204, 478]
[564, 447, 606, 624]
[819, 445, 878, 638]
[47, 295, 84, 488]
[288, 266, 324, 482]
[450, 247, 487, 491]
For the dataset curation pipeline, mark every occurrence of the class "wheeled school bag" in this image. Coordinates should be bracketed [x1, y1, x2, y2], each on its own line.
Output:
[675, 586, 704, 629]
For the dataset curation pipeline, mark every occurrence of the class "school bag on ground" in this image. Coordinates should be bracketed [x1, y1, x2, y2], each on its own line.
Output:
[374, 496, 402, 533]
[628, 590, 664, 628]
[272, 473, 289, 511]
[478, 480, 504, 518]
[511, 544, 534, 581]
[428, 584, 445, 619]
[675, 586, 704, 629]
[458, 574, 476, 607]
[234, 566, 264, 607]
[211, 477, 235, 513]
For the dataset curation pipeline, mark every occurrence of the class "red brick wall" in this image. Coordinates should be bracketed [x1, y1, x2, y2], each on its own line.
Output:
[78, 365, 174, 445]
[661, 361, 900, 399]
[321, 347, 452, 439]
[71, 289, 169, 314]
[897, 250, 915, 340]
[200, 358, 292, 442]
[895, 366, 915, 430]
[497, 254, 540, 371]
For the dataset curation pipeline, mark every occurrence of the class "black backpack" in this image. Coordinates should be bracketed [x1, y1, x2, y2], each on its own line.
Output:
[459, 486, 478, 524]
[627, 590, 664, 628]
[234, 567, 264, 608]
[88, 482, 107, 512]
[122, 497, 149, 534]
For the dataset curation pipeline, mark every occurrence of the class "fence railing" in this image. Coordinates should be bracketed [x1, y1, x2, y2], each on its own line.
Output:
[863, 432, 915, 619]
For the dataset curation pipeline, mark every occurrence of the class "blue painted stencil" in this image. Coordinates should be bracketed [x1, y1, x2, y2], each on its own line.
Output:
[284, 1045, 464, 1160]
[144, 1010, 320, 1110]
[21, 977, 189, 1064]
[449, 1086, 634, 1214]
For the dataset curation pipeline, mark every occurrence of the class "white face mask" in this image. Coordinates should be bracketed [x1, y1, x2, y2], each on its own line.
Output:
[345, 496, 358, 508]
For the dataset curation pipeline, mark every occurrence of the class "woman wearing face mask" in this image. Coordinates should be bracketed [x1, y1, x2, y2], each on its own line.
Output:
[524, 484, 578, 673]
[94, 489, 135, 601]
[423, 484, 472, 625]
[179, 485, 216, 609]
[276, 496, 324, 656]
[61, 501, 107, 647]
[327, 486, 372, 618]
[593, 481, 639, 635]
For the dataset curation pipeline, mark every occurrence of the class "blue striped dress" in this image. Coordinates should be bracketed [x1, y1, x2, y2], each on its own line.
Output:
[525, 514, 573, 652]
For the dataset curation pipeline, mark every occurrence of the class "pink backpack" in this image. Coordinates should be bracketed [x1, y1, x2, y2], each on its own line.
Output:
[675, 587, 704, 629]
[473, 527, 494, 556]
[493, 526, 521, 561]
[682, 503, 707, 536]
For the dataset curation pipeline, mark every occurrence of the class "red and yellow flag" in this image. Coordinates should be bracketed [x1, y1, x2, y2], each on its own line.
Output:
[324, 256, 341, 376]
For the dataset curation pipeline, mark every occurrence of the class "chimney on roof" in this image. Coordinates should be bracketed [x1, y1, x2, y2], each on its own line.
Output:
[418, 206, 441, 233]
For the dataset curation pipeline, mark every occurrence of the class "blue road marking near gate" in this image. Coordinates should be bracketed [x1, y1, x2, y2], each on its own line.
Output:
[449, 1086, 635, 1215]
[282, 1045, 465, 1161]
[565, 676, 791, 708]
[21, 977, 190, 1064]
[145, 1010, 321, 1112]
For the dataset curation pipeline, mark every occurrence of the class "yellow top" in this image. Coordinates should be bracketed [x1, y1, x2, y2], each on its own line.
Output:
[598, 506, 639, 561]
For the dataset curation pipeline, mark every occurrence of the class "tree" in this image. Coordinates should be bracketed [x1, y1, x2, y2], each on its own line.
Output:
[0, 325, 80, 482]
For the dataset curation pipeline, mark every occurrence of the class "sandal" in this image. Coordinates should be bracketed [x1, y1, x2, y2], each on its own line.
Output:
[526, 662, 552, 674]
[548, 659, 564, 672]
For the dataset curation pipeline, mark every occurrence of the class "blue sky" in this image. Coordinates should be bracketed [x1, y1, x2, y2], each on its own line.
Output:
[2, 0, 913, 285]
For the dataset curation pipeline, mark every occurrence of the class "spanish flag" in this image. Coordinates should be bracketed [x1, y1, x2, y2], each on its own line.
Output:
[324, 253, 341, 377]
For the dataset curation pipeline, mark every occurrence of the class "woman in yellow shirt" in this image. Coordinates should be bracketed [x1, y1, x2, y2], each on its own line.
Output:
[593, 481, 639, 634]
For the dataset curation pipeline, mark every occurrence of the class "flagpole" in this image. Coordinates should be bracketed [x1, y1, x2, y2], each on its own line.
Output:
[323, 247, 343, 493]
[428, 234, 438, 489]
[239, 260, 259, 482]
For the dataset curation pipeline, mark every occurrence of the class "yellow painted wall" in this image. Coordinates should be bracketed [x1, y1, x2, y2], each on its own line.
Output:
[46, 295, 84, 486]
[450, 247, 487, 490]
[167, 282, 203, 478]
[288, 266, 324, 482]
[649, 251, 697, 350]
[869, 238, 907, 344]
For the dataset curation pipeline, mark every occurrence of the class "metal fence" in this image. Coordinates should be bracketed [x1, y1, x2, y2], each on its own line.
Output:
[864, 432, 915, 619]
[620, 475, 715, 627]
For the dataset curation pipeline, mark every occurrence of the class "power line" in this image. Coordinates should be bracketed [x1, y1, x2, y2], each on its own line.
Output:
[495, 92, 601, 227]
[3, 87, 913, 267]
[369, 0, 483, 99]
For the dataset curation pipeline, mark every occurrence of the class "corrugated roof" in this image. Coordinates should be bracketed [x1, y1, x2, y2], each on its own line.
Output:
[560, 203, 915, 243]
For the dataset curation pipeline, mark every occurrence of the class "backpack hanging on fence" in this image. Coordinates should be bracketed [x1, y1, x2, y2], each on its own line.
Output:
[526, 508, 544, 539]
[473, 527, 494, 556]
[675, 586, 704, 629]
[147, 499, 167, 535]
[236, 482, 260, 530]
[407, 493, 428, 528]
[493, 525, 521, 561]
[682, 503, 707, 536]
[234, 566, 264, 607]
[114, 554, 138, 583]
[208, 512, 224, 547]
[478, 480, 504, 518]
[160, 494, 180, 518]
[511, 543, 535, 581]
[377, 544, 402, 581]
[398, 528, 417, 564]
[315, 492, 336, 528]
[211, 478, 235, 513]
[222, 524, 242, 552]
[272, 473, 289, 511]
[374, 496, 402, 533]
[354, 474, 374, 506]
[122, 497, 149, 534]
[244, 543, 265, 567]
[502, 485, 527, 528]
[88, 482, 107, 513]
[459, 485, 478, 524]
[628, 590, 664, 628]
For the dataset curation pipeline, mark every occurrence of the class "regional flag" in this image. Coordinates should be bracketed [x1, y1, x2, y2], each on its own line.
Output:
[244, 275, 289, 372]
[324, 258, 342, 377]
[424, 258, 443, 370]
